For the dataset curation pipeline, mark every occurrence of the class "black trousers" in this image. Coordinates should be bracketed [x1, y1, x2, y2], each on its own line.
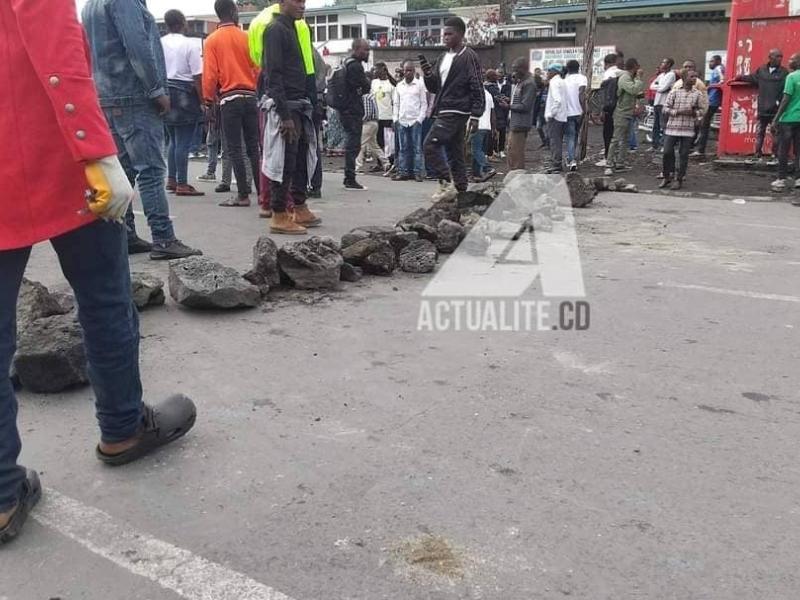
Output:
[777, 122, 800, 180]
[695, 105, 718, 154]
[340, 112, 363, 183]
[602, 110, 614, 157]
[310, 114, 323, 192]
[663, 135, 692, 180]
[424, 113, 469, 191]
[270, 110, 308, 213]
[221, 96, 261, 198]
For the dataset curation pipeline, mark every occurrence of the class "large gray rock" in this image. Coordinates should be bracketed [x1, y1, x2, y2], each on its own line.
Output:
[169, 257, 261, 309]
[341, 225, 396, 249]
[565, 172, 596, 208]
[399, 240, 439, 273]
[17, 278, 69, 331]
[388, 231, 418, 257]
[14, 313, 88, 393]
[131, 273, 165, 310]
[436, 219, 465, 254]
[277, 236, 343, 290]
[243, 236, 280, 295]
[342, 238, 396, 276]
[340, 263, 363, 282]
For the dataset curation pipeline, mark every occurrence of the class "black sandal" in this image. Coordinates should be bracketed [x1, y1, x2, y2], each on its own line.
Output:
[0, 469, 41, 545]
[96, 395, 197, 467]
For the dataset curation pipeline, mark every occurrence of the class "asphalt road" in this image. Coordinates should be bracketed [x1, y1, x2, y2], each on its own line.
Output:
[3, 166, 800, 599]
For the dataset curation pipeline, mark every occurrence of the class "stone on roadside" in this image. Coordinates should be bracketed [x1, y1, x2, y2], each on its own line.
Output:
[621, 184, 639, 193]
[14, 313, 88, 393]
[532, 213, 554, 232]
[565, 171, 596, 208]
[341, 225, 396, 249]
[169, 257, 261, 308]
[277, 236, 343, 290]
[436, 219, 465, 254]
[16, 278, 69, 331]
[131, 272, 165, 310]
[243, 236, 280, 295]
[340, 262, 363, 282]
[343, 238, 396, 275]
[399, 239, 439, 273]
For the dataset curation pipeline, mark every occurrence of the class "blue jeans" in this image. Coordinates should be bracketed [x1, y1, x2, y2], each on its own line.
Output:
[471, 129, 490, 177]
[628, 117, 639, 150]
[397, 122, 423, 176]
[167, 123, 197, 185]
[104, 104, 176, 245]
[566, 115, 582, 163]
[0, 221, 144, 512]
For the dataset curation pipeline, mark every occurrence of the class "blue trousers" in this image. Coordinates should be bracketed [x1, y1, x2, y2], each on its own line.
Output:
[0, 221, 144, 512]
[471, 129, 490, 177]
[167, 123, 197, 185]
[104, 104, 176, 245]
[397, 122, 423, 176]
[565, 115, 582, 163]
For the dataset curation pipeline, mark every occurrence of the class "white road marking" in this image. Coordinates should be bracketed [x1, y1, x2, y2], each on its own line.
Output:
[33, 488, 296, 600]
[659, 282, 800, 303]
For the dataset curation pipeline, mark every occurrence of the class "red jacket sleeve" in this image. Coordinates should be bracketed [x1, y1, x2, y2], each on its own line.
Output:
[9, 0, 117, 162]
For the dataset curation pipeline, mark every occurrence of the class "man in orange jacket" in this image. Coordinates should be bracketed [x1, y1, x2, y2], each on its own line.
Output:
[0, 0, 197, 545]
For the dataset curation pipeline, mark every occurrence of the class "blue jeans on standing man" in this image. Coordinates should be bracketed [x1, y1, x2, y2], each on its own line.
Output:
[0, 220, 144, 512]
[397, 122, 423, 177]
[104, 104, 176, 245]
[566, 115, 582, 163]
[166, 124, 197, 185]
[471, 129, 490, 178]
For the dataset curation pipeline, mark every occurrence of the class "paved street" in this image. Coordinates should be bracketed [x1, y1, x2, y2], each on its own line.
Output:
[3, 167, 800, 599]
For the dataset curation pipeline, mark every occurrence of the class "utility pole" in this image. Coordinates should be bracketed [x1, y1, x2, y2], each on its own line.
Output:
[579, 0, 599, 161]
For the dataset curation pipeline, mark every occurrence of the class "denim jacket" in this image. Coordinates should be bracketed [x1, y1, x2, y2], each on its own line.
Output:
[82, 0, 167, 108]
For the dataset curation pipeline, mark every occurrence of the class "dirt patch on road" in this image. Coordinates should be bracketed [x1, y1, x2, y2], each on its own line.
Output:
[394, 534, 465, 580]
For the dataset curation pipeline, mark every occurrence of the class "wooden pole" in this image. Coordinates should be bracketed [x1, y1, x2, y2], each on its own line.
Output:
[579, 0, 599, 161]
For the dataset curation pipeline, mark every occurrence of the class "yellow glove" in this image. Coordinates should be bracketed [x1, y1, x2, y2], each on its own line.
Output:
[84, 156, 133, 222]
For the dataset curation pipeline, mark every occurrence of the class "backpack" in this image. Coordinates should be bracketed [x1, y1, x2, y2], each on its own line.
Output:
[600, 75, 619, 113]
[325, 58, 355, 111]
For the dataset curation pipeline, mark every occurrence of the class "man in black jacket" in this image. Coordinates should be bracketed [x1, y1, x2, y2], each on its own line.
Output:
[737, 49, 789, 159]
[421, 17, 485, 201]
[340, 39, 372, 191]
[263, 0, 320, 234]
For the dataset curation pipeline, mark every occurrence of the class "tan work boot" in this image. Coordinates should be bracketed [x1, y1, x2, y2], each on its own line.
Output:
[270, 211, 307, 235]
[293, 204, 321, 227]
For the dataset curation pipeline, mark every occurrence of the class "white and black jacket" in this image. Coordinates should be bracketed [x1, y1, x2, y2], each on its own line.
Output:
[423, 46, 485, 119]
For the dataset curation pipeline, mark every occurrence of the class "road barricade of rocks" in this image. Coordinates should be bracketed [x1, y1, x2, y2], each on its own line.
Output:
[18, 170, 602, 393]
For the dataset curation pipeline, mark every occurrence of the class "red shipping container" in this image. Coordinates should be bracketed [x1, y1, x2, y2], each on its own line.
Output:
[718, 0, 800, 156]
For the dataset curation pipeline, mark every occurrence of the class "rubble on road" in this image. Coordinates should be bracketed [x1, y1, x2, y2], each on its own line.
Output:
[435, 219, 465, 254]
[17, 278, 70, 331]
[340, 262, 363, 282]
[565, 172, 597, 208]
[131, 273, 165, 310]
[169, 257, 261, 308]
[243, 236, 280, 295]
[15, 312, 88, 393]
[398, 239, 439, 273]
[341, 238, 396, 276]
[277, 236, 343, 289]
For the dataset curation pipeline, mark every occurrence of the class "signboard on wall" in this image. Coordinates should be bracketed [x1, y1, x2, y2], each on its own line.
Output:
[529, 46, 616, 89]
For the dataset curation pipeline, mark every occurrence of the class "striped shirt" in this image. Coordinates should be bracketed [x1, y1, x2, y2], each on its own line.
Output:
[664, 88, 702, 137]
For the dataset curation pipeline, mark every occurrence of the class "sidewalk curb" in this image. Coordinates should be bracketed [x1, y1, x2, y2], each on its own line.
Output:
[630, 189, 795, 203]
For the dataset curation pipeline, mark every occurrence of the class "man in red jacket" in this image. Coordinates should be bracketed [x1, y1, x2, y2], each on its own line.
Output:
[0, 0, 197, 545]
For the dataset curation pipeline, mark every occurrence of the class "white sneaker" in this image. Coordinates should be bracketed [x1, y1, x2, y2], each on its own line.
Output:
[603, 167, 614, 176]
[794, 179, 800, 189]
[569, 161, 578, 172]
[771, 178, 787, 192]
[595, 159, 608, 167]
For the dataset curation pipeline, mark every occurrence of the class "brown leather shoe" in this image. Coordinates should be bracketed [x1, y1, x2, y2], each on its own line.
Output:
[270, 211, 307, 235]
[175, 184, 205, 197]
[292, 204, 321, 227]
[166, 178, 177, 192]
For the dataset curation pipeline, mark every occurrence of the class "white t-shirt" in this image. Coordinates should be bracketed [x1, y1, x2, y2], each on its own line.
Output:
[439, 51, 456, 86]
[161, 33, 202, 82]
[478, 89, 494, 130]
[371, 78, 395, 121]
[564, 72, 588, 117]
